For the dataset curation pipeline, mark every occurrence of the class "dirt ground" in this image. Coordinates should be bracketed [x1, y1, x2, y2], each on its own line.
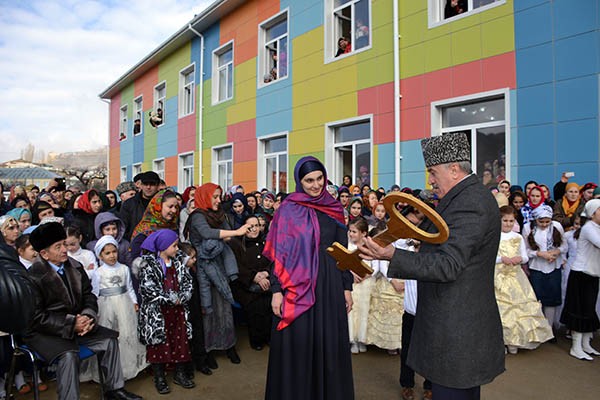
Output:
[12, 328, 600, 400]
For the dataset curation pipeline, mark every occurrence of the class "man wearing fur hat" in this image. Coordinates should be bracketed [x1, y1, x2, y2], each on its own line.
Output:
[359, 132, 504, 399]
[24, 222, 142, 400]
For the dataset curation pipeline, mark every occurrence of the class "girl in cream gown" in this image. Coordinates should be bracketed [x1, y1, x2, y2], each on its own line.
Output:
[495, 207, 554, 354]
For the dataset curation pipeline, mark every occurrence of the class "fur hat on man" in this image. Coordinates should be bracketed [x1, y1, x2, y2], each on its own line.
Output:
[29, 222, 66, 252]
[421, 132, 471, 168]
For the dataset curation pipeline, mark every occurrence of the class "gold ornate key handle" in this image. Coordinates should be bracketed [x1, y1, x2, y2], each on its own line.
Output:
[328, 192, 449, 278]
[375, 192, 449, 246]
[327, 243, 374, 278]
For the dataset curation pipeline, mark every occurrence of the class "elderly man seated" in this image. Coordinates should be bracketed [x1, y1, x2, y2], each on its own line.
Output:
[24, 222, 142, 400]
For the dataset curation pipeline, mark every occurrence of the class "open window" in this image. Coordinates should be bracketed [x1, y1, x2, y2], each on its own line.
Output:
[133, 96, 142, 135]
[179, 64, 195, 117]
[326, 0, 371, 61]
[151, 82, 166, 127]
[428, 0, 505, 27]
[119, 104, 128, 141]
[258, 10, 288, 86]
[327, 117, 372, 186]
[212, 42, 234, 104]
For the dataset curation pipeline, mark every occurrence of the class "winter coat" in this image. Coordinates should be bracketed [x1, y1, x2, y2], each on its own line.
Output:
[86, 212, 132, 266]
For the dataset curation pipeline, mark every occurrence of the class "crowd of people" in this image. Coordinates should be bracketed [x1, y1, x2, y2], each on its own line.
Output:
[0, 152, 599, 399]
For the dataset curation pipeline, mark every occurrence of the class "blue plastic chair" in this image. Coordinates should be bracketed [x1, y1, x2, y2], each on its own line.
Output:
[5, 335, 105, 400]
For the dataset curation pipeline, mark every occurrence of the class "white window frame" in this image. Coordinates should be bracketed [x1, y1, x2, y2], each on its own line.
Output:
[212, 41, 234, 105]
[325, 115, 373, 186]
[324, 0, 372, 64]
[212, 144, 234, 192]
[178, 152, 195, 192]
[428, 0, 506, 28]
[119, 104, 128, 141]
[258, 132, 288, 193]
[152, 158, 165, 181]
[430, 88, 510, 179]
[120, 166, 128, 183]
[153, 81, 166, 126]
[257, 9, 289, 88]
[133, 96, 143, 136]
[132, 163, 142, 177]
[179, 63, 195, 118]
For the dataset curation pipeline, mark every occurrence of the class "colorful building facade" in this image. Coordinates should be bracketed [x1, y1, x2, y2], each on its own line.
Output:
[101, 0, 600, 193]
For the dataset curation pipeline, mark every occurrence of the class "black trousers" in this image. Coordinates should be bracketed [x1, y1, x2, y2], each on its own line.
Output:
[431, 383, 480, 400]
[400, 312, 431, 390]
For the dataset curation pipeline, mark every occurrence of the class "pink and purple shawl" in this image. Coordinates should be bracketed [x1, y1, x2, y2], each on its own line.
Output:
[263, 156, 345, 330]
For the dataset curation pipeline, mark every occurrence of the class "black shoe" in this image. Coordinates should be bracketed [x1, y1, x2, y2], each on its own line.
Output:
[206, 352, 218, 369]
[152, 364, 170, 395]
[250, 342, 263, 351]
[105, 388, 144, 400]
[173, 365, 196, 389]
[226, 347, 241, 364]
[196, 364, 213, 375]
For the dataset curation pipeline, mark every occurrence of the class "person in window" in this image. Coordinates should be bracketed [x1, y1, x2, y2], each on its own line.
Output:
[149, 108, 163, 128]
[120, 132, 127, 141]
[335, 37, 351, 57]
[355, 19, 369, 49]
[445, 0, 467, 19]
[133, 119, 141, 134]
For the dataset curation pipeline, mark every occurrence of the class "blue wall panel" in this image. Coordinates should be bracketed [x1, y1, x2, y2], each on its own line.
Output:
[555, 75, 599, 122]
[556, 119, 599, 163]
[400, 139, 426, 173]
[516, 83, 554, 126]
[133, 131, 144, 164]
[553, 0, 598, 40]
[515, 43, 553, 88]
[514, 2, 552, 49]
[283, 0, 323, 40]
[517, 165, 554, 188]
[201, 23, 221, 82]
[513, 0, 549, 12]
[156, 98, 178, 159]
[555, 32, 599, 81]
[400, 171, 426, 190]
[517, 124, 554, 165]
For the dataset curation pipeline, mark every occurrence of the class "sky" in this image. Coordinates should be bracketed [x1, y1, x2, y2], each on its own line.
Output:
[0, 0, 213, 162]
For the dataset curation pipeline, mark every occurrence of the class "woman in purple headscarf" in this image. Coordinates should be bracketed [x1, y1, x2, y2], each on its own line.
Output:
[264, 156, 355, 400]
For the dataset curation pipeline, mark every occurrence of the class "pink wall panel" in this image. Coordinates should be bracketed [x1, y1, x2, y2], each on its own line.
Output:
[452, 61, 483, 98]
[400, 106, 428, 141]
[400, 74, 426, 110]
[358, 82, 395, 145]
[482, 52, 516, 91]
[109, 93, 121, 148]
[178, 114, 196, 154]
[134, 65, 159, 109]
[227, 119, 256, 162]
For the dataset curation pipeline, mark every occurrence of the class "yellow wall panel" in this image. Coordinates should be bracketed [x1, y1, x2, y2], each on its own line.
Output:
[400, 11, 426, 48]
[451, 25, 483, 65]
[159, 42, 191, 99]
[357, 51, 394, 90]
[424, 35, 452, 72]
[400, 44, 426, 78]
[233, 59, 256, 103]
[481, 15, 515, 58]
[292, 26, 323, 62]
[201, 148, 212, 184]
[289, 128, 325, 154]
[227, 98, 256, 125]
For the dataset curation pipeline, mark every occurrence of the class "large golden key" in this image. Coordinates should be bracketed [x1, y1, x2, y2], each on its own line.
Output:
[327, 192, 450, 277]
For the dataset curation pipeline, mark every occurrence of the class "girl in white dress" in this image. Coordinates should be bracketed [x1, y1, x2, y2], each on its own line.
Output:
[92, 235, 147, 380]
[347, 217, 374, 353]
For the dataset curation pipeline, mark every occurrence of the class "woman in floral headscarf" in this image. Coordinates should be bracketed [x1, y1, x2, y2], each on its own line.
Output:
[129, 189, 180, 258]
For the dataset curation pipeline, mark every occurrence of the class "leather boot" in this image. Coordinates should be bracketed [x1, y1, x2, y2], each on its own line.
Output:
[570, 332, 593, 361]
[173, 363, 196, 389]
[206, 351, 218, 369]
[226, 346, 241, 364]
[152, 363, 171, 394]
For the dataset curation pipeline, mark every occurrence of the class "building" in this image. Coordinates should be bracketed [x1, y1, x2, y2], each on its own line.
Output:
[101, 0, 600, 193]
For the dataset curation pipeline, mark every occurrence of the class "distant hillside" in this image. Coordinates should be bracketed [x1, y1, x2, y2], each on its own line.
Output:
[47, 147, 107, 169]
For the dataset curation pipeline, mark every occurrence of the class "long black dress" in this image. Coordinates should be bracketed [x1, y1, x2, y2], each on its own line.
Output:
[265, 211, 354, 400]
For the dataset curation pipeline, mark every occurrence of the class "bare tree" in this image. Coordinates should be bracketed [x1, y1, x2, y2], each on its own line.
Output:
[60, 166, 108, 191]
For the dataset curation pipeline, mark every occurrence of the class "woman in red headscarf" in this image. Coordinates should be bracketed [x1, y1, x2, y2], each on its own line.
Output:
[68, 189, 103, 247]
[186, 183, 250, 371]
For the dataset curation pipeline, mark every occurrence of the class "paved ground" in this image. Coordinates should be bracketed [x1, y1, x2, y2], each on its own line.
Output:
[13, 328, 600, 400]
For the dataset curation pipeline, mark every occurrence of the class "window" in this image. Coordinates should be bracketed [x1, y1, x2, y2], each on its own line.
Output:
[134, 96, 143, 135]
[213, 146, 233, 191]
[119, 105, 128, 141]
[212, 42, 233, 103]
[432, 92, 508, 182]
[260, 135, 287, 193]
[120, 166, 127, 183]
[152, 82, 166, 127]
[329, 118, 371, 187]
[153, 158, 165, 180]
[326, 0, 371, 60]
[428, 0, 504, 26]
[178, 153, 194, 191]
[179, 64, 195, 117]
[132, 163, 142, 177]
[259, 11, 288, 86]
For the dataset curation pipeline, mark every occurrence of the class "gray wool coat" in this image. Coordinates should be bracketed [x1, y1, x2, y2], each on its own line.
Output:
[388, 173, 505, 389]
